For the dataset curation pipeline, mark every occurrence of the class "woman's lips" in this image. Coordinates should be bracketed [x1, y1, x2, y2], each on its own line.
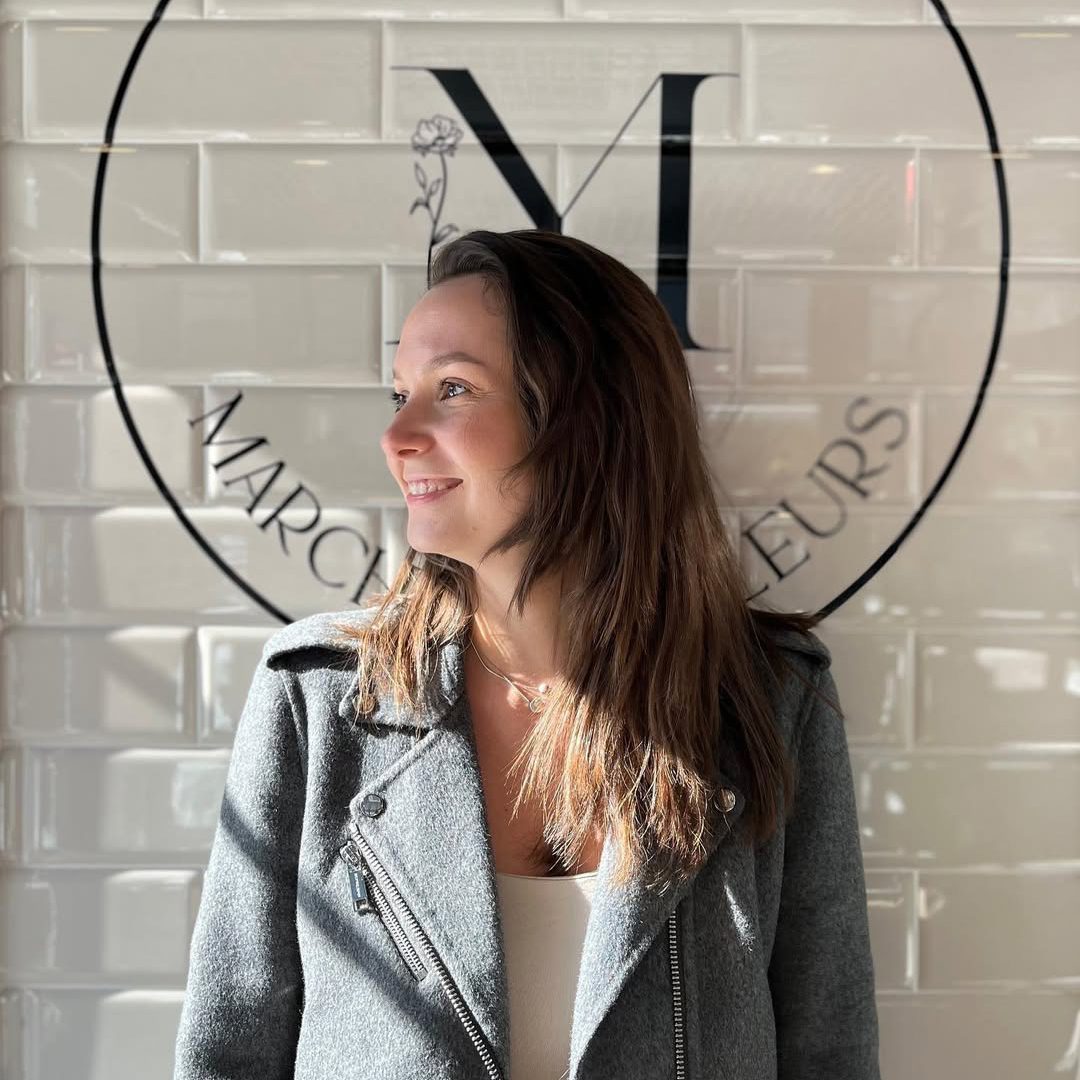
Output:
[405, 480, 462, 504]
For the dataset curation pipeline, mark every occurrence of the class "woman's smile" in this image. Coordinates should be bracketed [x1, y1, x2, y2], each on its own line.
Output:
[405, 480, 463, 504]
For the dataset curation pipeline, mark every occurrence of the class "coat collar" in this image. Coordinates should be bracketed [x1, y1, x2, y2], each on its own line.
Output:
[260, 607, 454, 732]
[264, 608, 828, 1080]
[264, 608, 831, 733]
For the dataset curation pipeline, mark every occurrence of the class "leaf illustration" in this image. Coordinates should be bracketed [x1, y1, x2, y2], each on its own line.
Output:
[428, 177, 442, 199]
[433, 223, 459, 243]
[409, 196, 427, 214]
[414, 163, 427, 189]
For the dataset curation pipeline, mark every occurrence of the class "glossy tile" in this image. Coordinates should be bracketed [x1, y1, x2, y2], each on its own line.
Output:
[916, 632, 1080, 748]
[748, 26, 1080, 148]
[0, 386, 203, 503]
[859, 751, 1080, 867]
[6, 506, 386, 622]
[0, 21, 22, 141]
[1, 868, 200, 982]
[685, 268, 739, 385]
[0, 751, 17, 859]
[201, 386, 399, 505]
[195, 626, 273, 743]
[877, 991, 1080, 1080]
[22, 264, 383, 386]
[742, 269, 1080, 388]
[27, 21, 380, 140]
[212, 0, 560, 13]
[1, 143, 197, 264]
[567, 0, 921, 17]
[26, 746, 231, 861]
[1, 265, 26, 383]
[865, 872, 915, 991]
[0, 626, 194, 743]
[815, 627, 911, 746]
[564, 144, 917, 265]
[740, 509, 1080, 626]
[928, 0, 1080, 22]
[920, 148, 1080, 267]
[924, 391, 1080, 505]
[7, 989, 185, 1080]
[205, 142, 557, 261]
[697, 388, 918, 508]
[386, 20, 738, 144]
[918, 871, 1080, 988]
[1, 0, 199, 11]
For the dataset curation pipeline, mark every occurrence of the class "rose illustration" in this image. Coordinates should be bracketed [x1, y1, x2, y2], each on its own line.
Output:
[409, 114, 464, 282]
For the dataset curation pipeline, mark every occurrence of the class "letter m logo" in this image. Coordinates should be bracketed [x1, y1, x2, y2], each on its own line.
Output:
[397, 67, 732, 351]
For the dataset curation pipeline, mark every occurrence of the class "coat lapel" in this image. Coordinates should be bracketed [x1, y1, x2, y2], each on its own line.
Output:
[566, 764, 746, 1080]
[335, 628, 510, 1073]
[330, 619, 746, 1080]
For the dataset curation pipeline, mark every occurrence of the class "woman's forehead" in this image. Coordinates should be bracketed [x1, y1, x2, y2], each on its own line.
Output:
[399, 279, 507, 354]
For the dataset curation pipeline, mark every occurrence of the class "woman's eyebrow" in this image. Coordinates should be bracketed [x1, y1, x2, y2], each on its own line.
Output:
[392, 351, 487, 381]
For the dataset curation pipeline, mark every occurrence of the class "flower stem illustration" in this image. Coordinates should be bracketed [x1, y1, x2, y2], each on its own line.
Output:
[409, 114, 464, 284]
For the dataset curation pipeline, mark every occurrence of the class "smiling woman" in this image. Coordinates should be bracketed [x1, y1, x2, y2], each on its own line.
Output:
[328, 230, 878, 1073]
[173, 228, 880, 1080]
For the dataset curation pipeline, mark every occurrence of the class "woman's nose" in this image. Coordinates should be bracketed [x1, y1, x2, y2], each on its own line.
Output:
[381, 419, 435, 460]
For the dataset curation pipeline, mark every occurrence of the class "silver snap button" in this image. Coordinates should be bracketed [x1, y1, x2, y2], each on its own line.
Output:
[719, 788, 736, 812]
[360, 794, 386, 818]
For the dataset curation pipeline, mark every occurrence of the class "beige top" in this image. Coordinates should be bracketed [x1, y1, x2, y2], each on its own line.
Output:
[494, 869, 600, 1080]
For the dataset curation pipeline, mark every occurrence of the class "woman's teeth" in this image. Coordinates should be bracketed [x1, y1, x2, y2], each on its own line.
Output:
[407, 479, 460, 495]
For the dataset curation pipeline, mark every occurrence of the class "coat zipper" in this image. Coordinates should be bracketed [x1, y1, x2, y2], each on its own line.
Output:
[342, 822, 504, 1080]
[668, 907, 686, 1080]
[343, 823, 686, 1080]
[339, 837, 428, 982]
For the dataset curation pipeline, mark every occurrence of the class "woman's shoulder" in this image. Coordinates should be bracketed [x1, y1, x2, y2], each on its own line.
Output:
[745, 618, 837, 750]
[260, 606, 378, 668]
[748, 614, 833, 678]
[762, 623, 832, 668]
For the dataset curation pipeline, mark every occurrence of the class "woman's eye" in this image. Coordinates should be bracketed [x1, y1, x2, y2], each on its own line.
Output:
[388, 380, 468, 412]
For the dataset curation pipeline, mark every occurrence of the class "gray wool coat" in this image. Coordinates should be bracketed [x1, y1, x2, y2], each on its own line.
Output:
[172, 609, 881, 1080]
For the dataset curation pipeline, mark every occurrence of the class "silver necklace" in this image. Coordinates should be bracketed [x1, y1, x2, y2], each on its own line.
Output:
[468, 638, 550, 714]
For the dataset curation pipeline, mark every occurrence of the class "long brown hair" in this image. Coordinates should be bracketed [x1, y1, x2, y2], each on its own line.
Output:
[334, 228, 828, 892]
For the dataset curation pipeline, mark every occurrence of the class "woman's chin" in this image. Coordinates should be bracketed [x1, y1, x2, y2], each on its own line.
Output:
[406, 531, 460, 560]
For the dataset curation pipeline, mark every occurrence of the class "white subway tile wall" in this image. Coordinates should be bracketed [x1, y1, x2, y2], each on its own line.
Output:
[0, 3, 1077, 1078]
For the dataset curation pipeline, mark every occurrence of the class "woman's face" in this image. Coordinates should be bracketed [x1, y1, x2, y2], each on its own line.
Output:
[381, 273, 531, 567]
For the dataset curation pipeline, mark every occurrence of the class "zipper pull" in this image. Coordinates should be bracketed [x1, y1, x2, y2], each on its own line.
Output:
[339, 839, 376, 915]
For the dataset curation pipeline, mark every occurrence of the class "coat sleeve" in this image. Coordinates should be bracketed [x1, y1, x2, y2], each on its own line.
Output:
[173, 656, 306, 1079]
[768, 661, 881, 1080]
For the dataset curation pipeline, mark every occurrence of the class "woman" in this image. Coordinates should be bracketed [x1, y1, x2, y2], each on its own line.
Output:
[173, 229, 880, 1080]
